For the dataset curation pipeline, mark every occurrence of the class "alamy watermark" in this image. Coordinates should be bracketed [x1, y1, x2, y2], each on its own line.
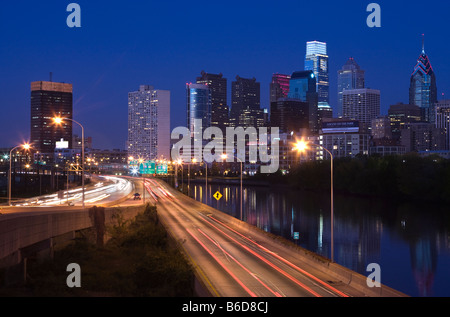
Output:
[66, 3, 81, 28]
[366, 263, 381, 288]
[366, 3, 381, 28]
[171, 120, 280, 174]
[66, 263, 81, 288]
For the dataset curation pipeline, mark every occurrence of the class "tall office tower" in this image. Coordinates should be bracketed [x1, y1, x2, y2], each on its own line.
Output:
[337, 57, 365, 118]
[186, 83, 211, 139]
[270, 98, 309, 133]
[435, 100, 450, 150]
[127, 85, 171, 161]
[305, 41, 329, 107]
[270, 73, 291, 103]
[196, 71, 229, 131]
[288, 70, 319, 134]
[30, 81, 73, 153]
[409, 37, 437, 123]
[342, 88, 380, 130]
[388, 103, 422, 141]
[230, 76, 263, 127]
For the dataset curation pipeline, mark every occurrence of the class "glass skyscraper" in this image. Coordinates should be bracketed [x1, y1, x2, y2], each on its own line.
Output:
[337, 57, 365, 118]
[305, 41, 329, 107]
[409, 39, 437, 123]
[288, 70, 319, 133]
[186, 83, 211, 136]
[270, 73, 291, 103]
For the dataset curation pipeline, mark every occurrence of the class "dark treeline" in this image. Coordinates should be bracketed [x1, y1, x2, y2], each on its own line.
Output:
[256, 153, 450, 203]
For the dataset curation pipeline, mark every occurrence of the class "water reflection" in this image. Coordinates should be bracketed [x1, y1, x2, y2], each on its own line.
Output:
[186, 181, 450, 297]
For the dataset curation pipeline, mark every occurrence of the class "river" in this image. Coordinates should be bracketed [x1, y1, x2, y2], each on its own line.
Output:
[181, 180, 450, 297]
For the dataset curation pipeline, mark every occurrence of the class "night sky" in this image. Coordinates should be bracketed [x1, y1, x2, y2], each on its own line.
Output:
[1, 0, 449, 150]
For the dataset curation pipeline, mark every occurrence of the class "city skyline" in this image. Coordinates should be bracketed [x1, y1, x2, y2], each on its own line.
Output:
[1, 1, 450, 150]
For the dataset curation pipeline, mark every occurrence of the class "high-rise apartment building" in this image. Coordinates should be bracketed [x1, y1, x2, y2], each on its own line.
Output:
[305, 41, 329, 107]
[409, 38, 437, 123]
[127, 85, 171, 161]
[337, 57, 365, 118]
[196, 71, 229, 131]
[30, 81, 73, 153]
[270, 73, 291, 103]
[342, 88, 380, 129]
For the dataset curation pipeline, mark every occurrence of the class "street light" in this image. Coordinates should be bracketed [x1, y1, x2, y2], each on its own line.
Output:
[53, 117, 85, 208]
[190, 158, 208, 204]
[221, 153, 243, 221]
[138, 158, 146, 204]
[8, 143, 31, 206]
[294, 139, 334, 262]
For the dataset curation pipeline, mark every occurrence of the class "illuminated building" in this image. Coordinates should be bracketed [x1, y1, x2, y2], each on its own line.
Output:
[409, 37, 437, 123]
[270, 73, 291, 103]
[305, 41, 329, 108]
[337, 57, 365, 118]
[30, 81, 73, 153]
[127, 85, 171, 161]
[388, 103, 422, 141]
[270, 98, 309, 134]
[196, 71, 229, 131]
[230, 76, 263, 128]
[342, 88, 380, 131]
[435, 100, 450, 150]
[288, 70, 319, 134]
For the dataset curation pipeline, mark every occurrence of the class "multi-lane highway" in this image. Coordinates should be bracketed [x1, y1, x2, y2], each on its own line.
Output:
[143, 177, 371, 297]
[3, 175, 134, 211]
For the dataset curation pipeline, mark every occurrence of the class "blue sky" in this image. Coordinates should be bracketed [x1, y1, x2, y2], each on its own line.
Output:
[1, 0, 449, 149]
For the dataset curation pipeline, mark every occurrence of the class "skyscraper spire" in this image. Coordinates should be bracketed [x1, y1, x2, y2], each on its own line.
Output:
[422, 33, 425, 54]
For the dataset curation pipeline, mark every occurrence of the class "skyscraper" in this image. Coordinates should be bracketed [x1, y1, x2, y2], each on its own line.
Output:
[30, 81, 73, 153]
[337, 57, 365, 118]
[409, 37, 437, 123]
[435, 100, 450, 150]
[388, 103, 422, 141]
[186, 83, 211, 138]
[288, 70, 319, 133]
[342, 88, 380, 129]
[305, 41, 329, 107]
[196, 71, 229, 131]
[270, 98, 309, 134]
[230, 76, 263, 127]
[270, 73, 291, 103]
[127, 85, 171, 161]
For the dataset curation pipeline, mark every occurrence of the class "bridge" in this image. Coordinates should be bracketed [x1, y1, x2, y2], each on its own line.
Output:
[0, 176, 407, 297]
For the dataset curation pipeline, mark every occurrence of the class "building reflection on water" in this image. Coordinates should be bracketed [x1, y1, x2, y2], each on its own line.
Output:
[186, 181, 450, 297]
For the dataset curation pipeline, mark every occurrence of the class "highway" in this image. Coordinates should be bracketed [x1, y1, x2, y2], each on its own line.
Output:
[1, 175, 134, 212]
[143, 177, 367, 297]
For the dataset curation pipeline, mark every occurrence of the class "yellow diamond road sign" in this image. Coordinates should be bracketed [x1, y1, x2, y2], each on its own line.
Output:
[213, 191, 223, 201]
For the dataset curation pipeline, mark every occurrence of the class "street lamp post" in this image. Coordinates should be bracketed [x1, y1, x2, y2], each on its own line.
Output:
[221, 154, 243, 221]
[191, 158, 208, 204]
[8, 143, 31, 206]
[294, 140, 334, 262]
[54, 117, 85, 208]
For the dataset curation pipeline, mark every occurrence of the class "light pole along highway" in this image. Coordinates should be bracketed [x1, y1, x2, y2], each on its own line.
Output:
[53, 117, 85, 209]
[221, 153, 243, 221]
[294, 139, 334, 263]
[8, 142, 31, 206]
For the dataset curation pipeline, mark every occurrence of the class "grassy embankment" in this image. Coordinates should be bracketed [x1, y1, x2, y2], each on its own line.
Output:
[0, 204, 195, 297]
